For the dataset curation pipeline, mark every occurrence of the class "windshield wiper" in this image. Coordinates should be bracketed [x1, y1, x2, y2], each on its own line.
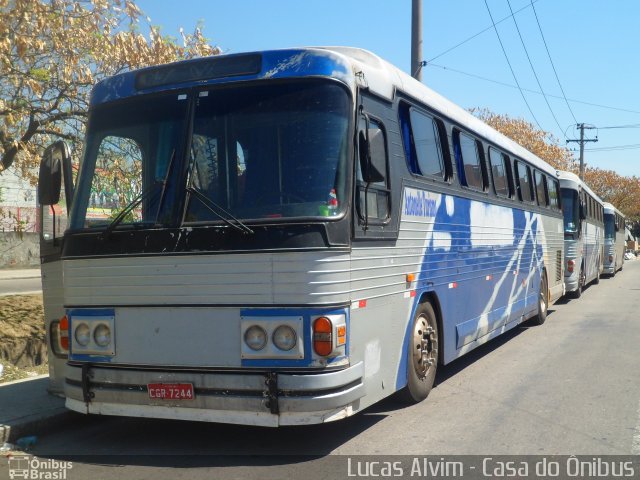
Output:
[185, 186, 254, 235]
[102, 185, 159, 239]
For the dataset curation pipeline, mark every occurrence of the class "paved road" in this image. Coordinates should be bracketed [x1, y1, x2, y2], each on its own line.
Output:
[4, 261, 640, 479]
[0, 268, 41, 296]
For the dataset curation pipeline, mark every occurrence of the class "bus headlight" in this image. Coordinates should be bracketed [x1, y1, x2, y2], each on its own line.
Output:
[74, 323, 91, 347]
[94, 324, 111, 347]
[244, 325, 267, 351]
[272, 325, 297, 351]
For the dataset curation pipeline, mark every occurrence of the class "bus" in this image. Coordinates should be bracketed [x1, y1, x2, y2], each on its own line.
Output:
[558, 171, 604, 298]
[602, 202, 625, 276]
[37, 47, 565, 427]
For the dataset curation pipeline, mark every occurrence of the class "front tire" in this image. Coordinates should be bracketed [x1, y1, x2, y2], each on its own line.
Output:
[397, 302, 439, 404]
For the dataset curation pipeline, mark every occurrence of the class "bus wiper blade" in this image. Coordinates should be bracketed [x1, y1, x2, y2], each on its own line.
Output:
[102, 185, 159, 239]
[186, 186, 254, 235]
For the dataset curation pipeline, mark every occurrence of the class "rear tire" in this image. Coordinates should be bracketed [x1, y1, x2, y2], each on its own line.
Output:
[532, 273, 548, 325]
[397, 302, 438, 404]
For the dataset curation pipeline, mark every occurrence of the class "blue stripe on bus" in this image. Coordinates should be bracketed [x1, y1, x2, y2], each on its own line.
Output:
[395, 192, 543, 390]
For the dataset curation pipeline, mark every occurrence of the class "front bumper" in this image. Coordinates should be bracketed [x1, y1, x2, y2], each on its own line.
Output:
[64, 362, 365, 427]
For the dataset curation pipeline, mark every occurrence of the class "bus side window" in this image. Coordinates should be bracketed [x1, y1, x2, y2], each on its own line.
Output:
[548, 177, 560, 210]
[534, 170, 549, 207]
[454, 130, 485, 191]
[356, 117, 390, 222]
[514, 160, 534, 202]
[404, 106, 446, 179]
[489, 147, 511, 197]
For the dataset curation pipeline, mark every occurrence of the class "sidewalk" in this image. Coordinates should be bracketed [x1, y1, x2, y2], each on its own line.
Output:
[0, 375, 70, 444]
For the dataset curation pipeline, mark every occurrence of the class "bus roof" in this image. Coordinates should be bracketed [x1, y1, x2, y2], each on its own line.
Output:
[603, 202, 625, 217]
[557, 170, 603, 203]
[91, 46, 558, 176]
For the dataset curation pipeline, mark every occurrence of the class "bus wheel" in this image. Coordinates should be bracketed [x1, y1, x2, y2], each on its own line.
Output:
[398, 302, 438, 404]
[533, 273, 548, 325]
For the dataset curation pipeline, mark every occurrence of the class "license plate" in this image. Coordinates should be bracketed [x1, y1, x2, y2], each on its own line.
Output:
[147, 383, 194, 400]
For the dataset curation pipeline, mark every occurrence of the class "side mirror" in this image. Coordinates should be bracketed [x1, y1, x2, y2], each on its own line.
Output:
[579, 201, 587, 220]
[38, 141, 72, 207]
[358, 114, 386, 184]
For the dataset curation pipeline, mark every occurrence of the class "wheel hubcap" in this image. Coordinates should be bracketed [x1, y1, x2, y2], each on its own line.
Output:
[412, 315, 437, 378]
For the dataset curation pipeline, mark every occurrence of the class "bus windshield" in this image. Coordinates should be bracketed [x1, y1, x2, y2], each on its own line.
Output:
[70, 81, 351, 230]
[604, 214, 615, 239]
[70, 92, 189, 229]
[184, 81, 350, 222]
[561, 188, 579, 234]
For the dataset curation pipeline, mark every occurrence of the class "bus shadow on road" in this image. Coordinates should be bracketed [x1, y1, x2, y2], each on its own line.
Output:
[30, 407, 387, 463]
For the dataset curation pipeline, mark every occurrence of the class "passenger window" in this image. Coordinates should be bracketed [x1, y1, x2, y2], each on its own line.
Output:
[408, 108, 445, 177]
[515, 161, 534, 202]
[455, 131, 484, 190]
[548, 178, 560, 209]
[534, 170, 548, 206]
[489, 148, 510, 197]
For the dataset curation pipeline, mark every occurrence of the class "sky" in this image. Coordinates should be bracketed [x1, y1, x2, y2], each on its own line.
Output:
[135, 0, 640, 178]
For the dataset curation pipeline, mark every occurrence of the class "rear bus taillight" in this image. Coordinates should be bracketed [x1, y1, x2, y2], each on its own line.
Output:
[567, 259, 575, 273]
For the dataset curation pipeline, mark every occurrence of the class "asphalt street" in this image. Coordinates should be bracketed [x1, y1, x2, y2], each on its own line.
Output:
[0, 268, 41, 296]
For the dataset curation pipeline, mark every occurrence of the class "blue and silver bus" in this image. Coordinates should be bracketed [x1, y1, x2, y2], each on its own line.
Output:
[38, 47, 565, 426]
[558, 171, 604, 298]
[602, 202, 625, 276]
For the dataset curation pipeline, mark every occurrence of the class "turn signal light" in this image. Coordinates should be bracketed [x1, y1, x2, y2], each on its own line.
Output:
[567, 259, 575, 273]
[59, 315, 69, 352]
[313, 317, 333, 356]
[609, 255, 614, 263]
[336, 325, 347, 347]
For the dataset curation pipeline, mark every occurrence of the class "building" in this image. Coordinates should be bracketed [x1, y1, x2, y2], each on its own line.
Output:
[0, 166, 38, 232]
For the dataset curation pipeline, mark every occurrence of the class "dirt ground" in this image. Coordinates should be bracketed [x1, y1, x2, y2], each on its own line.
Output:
[0, 294, 49, 383]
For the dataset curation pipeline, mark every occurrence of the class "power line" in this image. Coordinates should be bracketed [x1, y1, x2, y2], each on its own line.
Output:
[483, 0, 544, 131]
[505, 0, 565, 135]
[584, 143, 640, 152]
[529, 0, 578, 125]
[425, 62, 640, 115]
[597, 124, 640, 129]
[427, 0, 541, 63]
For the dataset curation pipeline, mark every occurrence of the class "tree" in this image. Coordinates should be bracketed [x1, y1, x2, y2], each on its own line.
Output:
[0, 0, 219, 183]
[471, 108, 576, 172]
[471, 108, 640, 223]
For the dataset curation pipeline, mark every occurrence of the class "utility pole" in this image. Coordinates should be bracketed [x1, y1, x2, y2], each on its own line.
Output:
[411, 0, 423, 81]
[566, 123, 597, 180]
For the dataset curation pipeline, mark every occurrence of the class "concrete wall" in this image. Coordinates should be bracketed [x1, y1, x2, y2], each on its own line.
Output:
[0, 232, 40, 268]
